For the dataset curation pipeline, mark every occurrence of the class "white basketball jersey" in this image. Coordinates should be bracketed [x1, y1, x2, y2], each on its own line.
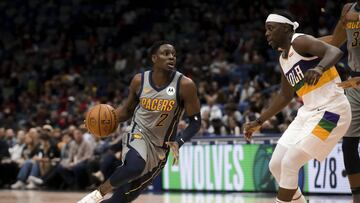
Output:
[279, 33, 345, 110]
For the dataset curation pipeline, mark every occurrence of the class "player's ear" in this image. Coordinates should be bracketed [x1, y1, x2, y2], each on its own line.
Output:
[284, 24, 293, 34]
[151, 54, 157, 64]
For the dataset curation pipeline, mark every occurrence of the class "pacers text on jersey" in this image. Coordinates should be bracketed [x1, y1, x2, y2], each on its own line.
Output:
[346, 21, 360, 29]
[140, 98, 175, 112]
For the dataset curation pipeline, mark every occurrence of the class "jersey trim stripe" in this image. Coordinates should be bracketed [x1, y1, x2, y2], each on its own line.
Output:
[176, 74, 183, 106]
[168, 109, 183, 142]
[296, 66, 339, 97]
[125, 152, 168, 196]
[136, 72, 145, 98]
[149, 70, 176, 92]
[162, 106, 183, 147]
[130, 105, 141, 131]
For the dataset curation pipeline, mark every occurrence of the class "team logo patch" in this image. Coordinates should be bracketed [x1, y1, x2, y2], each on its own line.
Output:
[166, 86, 175, 96]
[143, 88, 151, 93]
[132, 134, 142, 139]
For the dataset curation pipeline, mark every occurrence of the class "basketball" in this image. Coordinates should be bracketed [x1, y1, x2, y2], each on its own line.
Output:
[85, 104, 118, 137]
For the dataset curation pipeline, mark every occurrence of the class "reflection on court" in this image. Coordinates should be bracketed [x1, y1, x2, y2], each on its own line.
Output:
[158, 193, 351, 203]
[0, 190, 351, 203]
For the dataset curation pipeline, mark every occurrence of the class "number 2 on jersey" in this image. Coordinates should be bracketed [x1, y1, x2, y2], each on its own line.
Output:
[156, 113, 169, 126]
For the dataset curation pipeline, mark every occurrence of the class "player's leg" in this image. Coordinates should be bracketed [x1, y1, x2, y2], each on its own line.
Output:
[342, 137, 360, 202]
[344, 88, 360, 202]
[277, 147, 312, 203]
[98, 148, 145, 196]
[269, 144, 288, 182]
[77, 147, 145, 203]
[100, 183, 131, 203]
[101, 152, 122, 179]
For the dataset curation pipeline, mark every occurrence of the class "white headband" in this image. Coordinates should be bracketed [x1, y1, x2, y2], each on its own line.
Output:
[266, 14, 299, 31]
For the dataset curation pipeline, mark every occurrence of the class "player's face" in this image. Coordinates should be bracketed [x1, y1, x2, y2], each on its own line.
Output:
[152, 44, 176, 71]
[265, 22, 285, 50]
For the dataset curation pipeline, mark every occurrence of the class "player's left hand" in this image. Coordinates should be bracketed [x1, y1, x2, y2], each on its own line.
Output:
[165, 141, 179, 166]
[337, 77, 360, 89]
[243, 121, 261, 141]
[304, 66, 323, 86]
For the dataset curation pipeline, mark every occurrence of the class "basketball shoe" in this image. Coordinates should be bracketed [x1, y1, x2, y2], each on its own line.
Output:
[78, 190, 103, 203]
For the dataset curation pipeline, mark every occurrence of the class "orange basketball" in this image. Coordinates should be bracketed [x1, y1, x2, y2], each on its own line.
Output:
[85, 104, 118, 137]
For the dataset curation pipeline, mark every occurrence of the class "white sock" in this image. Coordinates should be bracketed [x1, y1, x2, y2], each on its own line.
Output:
[292, 188, 306, 203]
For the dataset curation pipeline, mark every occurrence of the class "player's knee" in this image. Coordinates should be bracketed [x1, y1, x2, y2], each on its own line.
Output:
[269, 157, 280, 177]
[342, 137, 360, 174]
[126, 149, 146, 176]
[342, 137, 359, 156]
[281, 155, 300, 175]
[127, 159, 145, 177]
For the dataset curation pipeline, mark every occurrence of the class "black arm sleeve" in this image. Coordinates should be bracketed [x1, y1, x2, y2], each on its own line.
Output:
[175, 112, 201, 148]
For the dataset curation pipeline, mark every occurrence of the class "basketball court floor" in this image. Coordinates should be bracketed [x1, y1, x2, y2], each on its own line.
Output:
[0, 190, 351, 203]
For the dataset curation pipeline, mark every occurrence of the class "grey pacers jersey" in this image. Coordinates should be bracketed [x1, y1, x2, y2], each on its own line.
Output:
[131, 70, 184, 147]
[346, 3, 360, 71]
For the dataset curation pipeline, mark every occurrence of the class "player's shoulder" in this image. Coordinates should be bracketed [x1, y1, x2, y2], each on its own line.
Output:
[179, 75, 196, 89]
[129, 73, 143, 89]
[292, 34, 314, 48]
[341, 3, 354, 14]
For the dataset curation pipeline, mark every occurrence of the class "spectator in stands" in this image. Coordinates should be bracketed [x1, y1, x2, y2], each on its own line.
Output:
[11, 130, 40, 189]
[56, 128, 94, 189]
[0, 128, 11, 187]
[26, 131, 60, 189]
[221, 103, 242, 136]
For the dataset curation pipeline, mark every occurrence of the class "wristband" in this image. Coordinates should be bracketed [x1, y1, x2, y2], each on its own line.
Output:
[315, 65, 325, 73]
[255, 118, 264, 125]
[177, 138, 185, 146]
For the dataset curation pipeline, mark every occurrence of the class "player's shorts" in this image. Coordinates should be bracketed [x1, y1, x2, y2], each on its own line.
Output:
[121, 124, 168, 176]
[121, 124, 169, 201]
[278, 95, 351, 161]
[344, 87, 360, 137]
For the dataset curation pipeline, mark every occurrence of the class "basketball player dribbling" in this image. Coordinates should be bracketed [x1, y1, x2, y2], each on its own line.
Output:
[321, 1, 360, 202]
[244, 11, 351, 203]
[78, 41, 201, 203]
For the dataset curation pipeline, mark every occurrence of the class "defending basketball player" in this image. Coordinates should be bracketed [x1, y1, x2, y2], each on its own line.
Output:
[320, 2, 360, 202]
[78, 41, 201, 203]
[244, 11, 351, 203]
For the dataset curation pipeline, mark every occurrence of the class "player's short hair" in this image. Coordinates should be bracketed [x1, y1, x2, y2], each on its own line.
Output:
[147, 40, 173, 65]
[149, 40, 173, 56]
[272, 10, 295, 22]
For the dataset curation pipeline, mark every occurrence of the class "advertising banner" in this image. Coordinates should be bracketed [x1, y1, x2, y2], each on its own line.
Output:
[163, 143, 354, 194]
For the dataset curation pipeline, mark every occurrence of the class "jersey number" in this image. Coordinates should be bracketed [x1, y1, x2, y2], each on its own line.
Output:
[156, 113, 168, 127]
[352, 31, 360, 47]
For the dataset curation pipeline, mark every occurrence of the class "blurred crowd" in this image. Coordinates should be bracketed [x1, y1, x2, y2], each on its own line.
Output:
[0, 0, 348, 190]
[0, 124, 126, 190]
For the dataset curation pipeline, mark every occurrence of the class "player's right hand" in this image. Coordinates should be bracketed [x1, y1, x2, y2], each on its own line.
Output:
[345, 11, 360, 22]
[337, 77, 360, 89]
[243, 121, 261, 141]
[165, 141, 179, 166]
[304, 66, 323, 86]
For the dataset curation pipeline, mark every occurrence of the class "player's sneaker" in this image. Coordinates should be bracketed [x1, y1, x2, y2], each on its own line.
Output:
[77, 190, 103, 203]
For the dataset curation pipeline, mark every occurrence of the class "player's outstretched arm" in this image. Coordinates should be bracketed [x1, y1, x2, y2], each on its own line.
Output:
[114, 73, 142, 123]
